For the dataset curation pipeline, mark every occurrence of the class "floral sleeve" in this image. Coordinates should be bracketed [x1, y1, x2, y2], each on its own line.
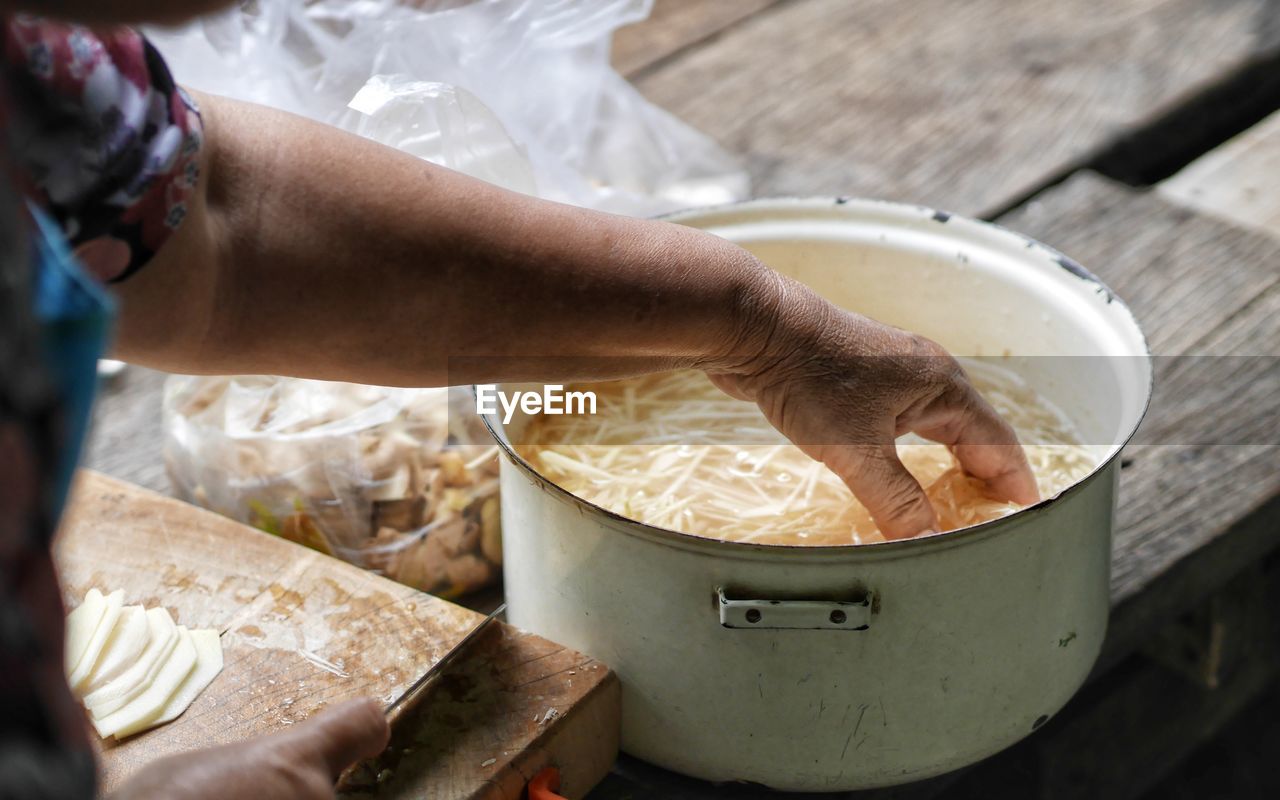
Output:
[2, 15, 203, 283]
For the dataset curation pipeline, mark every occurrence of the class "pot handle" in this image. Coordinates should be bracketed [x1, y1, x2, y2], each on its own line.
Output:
[717, 588, 871, 630]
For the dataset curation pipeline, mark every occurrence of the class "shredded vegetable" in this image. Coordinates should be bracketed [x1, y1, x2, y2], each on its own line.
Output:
[517, 360, 1098, 544]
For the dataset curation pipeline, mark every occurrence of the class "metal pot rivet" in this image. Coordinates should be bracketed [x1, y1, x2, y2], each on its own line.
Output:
[745, 609, 762, 624]
[829, 610, 847, 624]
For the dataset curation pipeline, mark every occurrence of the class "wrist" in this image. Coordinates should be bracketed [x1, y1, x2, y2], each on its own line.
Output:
[695, 244, 780, 372]
[701, 253, 832, 379]
[620, 219, 787, 374]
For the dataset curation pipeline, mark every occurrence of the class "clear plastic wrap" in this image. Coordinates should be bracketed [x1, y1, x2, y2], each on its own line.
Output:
[146, 0, 749, 215]
[340, 75, 537, 195]
[163, 376, 501, 597]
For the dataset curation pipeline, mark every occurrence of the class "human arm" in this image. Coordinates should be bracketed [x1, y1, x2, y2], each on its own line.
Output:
[115, 91, 1038, 538]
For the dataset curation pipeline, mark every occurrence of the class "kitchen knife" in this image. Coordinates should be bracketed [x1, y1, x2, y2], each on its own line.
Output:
[384, 603, 505, 725]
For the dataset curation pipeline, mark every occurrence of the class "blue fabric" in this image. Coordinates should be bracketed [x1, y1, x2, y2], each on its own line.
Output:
[28, 204, 114, 515]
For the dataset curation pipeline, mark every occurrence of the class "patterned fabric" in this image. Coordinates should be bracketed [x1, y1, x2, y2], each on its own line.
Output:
[0, 16, 202, 799]
[3, 14, 203, 282]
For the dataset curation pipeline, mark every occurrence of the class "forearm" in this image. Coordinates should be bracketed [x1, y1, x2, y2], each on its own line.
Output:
[113, 92, 780, 386]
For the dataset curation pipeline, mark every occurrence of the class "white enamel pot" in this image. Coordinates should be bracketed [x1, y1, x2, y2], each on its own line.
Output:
[481, 199, 1152, 791]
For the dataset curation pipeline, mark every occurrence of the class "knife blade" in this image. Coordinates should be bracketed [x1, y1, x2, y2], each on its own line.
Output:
[384, 603, 505, 725]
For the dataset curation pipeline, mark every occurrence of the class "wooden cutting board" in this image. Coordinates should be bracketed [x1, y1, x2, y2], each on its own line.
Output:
[53, 471, 619, 798]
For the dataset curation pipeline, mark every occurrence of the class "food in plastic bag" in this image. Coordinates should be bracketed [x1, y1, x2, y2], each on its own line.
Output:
[163, 376, 501, 597]
[145, 0, 749, 215]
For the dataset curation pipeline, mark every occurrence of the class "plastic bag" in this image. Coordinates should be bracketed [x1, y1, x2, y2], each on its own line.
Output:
[147, 0, 749, 214]
[340, 76, 537, 195]
[163, 376, 501, 598]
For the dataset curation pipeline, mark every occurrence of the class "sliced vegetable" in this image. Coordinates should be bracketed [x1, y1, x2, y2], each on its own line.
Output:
[77, 605, 148, 696]
[83, 607, 179, 718]
[67, 590, 224, 739]
[64, 588, 108, 675]
[92, 626, 197, 739]
[150, 628, 224, 728]
[66, 589, 123, 689]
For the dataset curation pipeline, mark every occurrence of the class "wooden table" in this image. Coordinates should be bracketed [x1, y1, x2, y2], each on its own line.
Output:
[85, 1, 1279, 798]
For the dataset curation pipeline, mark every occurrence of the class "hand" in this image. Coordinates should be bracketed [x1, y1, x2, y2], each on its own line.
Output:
[111, 698, 390, 800]
[709, 274, 1040, 540]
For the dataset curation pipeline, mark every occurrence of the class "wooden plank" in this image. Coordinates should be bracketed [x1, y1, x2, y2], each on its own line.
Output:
[996, 172, 1280, 669]
[84, 365, 170, 494]
[942, 568, 1280, 798]
[1054, 570, 1280, 800]
[1140, 672, 1280, 799]
[937, 564, 1280, 800]
[1089, 50, 1280, 187]
[1142, 565, 1273, 690]
[611, 0, 780, 78]
[343, 627, 620, 800]
[1160, 109, 1280, 238]
[633, 0, 1280, 215]
[55, 472, 618, 799]
[56, 471, 474, 791]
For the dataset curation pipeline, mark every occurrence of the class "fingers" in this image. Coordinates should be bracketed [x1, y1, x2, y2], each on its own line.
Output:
[938, 392, 1040, 506]
[112, 698, 390, 800]
[899, 351, 1040, 507]
[283, 698, 390, 781]
[825, 443, 939, 540]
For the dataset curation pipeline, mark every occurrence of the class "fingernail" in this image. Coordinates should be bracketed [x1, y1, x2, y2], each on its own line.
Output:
[920, 528, 939, 536]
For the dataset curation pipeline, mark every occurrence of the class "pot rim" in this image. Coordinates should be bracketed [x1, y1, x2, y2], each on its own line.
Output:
[480, 196, 1154, 556]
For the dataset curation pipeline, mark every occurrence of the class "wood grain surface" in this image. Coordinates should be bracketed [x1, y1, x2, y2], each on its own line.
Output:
[1160, 109, 1280, 236]
[84, 366, 169, 493]
[631, 0, 1280, 215]
[55, 472, 618, 799]
[343, 630, 619, 800]
[612, 0, 781, 77]
[938, 568, 1280, 800]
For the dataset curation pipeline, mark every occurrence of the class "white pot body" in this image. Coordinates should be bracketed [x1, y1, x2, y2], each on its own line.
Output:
[485, 199, 1152, 791]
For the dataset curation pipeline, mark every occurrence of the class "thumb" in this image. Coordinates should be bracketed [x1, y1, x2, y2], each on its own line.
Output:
[281, 697, 390, 781]
[827, 443, 938, 540]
